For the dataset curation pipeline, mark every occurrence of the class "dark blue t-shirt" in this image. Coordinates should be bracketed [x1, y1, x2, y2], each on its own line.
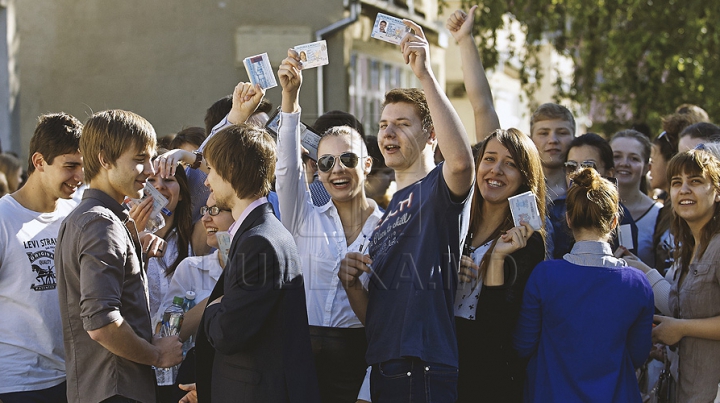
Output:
[365, 164, 469, 367]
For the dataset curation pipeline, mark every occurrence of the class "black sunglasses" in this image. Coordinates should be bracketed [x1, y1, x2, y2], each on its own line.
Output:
[564, 160, 597, 175]
[317, 152, 360, 173]
[200, 205, 228, 216]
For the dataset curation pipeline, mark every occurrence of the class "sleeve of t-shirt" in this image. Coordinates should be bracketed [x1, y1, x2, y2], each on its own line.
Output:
[512, 262, 544, 358]
[78, 215, 128, 331]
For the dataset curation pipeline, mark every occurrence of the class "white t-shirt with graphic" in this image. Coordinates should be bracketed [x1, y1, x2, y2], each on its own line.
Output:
[0, 194, 75, 393]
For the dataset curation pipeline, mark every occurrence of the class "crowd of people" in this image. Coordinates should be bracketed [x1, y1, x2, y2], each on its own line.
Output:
[1, 6, 720, 403]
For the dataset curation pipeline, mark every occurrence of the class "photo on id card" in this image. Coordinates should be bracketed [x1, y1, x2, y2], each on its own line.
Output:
[371, 13, 410, 45]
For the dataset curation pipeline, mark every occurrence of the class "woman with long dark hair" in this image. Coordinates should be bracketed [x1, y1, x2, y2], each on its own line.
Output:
[455, 128, 546, 402]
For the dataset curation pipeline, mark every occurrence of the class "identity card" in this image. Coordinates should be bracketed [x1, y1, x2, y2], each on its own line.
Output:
[371, 13, 410, 45]
[243, 53, 277, 90]
[508, 191, 542, 231]
[294, 40, 329, 69]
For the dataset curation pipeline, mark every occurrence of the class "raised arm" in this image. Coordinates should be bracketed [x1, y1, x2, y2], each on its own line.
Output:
[446, 5, 500, 140]
[401, 19, 474, 198]
[154, 83, 266, 178]
[275, 49, 312, 233]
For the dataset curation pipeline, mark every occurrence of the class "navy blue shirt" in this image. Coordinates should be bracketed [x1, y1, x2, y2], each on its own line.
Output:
[365, 164, 469, 367]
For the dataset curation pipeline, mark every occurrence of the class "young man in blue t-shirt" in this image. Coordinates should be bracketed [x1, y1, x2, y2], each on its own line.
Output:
[339, 19, 475, 403]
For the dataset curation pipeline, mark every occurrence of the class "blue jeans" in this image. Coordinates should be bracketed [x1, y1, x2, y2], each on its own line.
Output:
[371, 358, 458, 403]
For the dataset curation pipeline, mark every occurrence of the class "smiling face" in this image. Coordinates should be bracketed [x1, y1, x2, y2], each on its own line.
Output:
[317, 133, 372, 204]
[530, 119, 575, 170]
[201, 193, 235, 249]
[611, 137, 649, 190]
[671, 170, 720, 229]
[104, 145, 154, 203]
[147, 172, 181, 213]
[476, 138, 522, 205]
[378, 102, 432, 174]
[204, 161, 236, 212]
[40, 152, 84, 200]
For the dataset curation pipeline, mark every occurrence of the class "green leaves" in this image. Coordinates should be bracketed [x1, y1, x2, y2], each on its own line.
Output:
[459, 0, 720, 133]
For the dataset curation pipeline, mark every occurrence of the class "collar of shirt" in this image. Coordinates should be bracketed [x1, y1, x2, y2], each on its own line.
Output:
[563, 240, 627, 268]
[228, 197, 268, 239]
[82, 188, 130, 222]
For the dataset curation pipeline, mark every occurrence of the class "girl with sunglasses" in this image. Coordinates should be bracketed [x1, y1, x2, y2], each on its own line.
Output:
[274, 49, 384, 403]
[455, 128, 546, 402]
[514, 167, 654, 402]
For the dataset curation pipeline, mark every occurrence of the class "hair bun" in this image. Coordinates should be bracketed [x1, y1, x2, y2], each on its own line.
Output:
[571, 167, 599, 190]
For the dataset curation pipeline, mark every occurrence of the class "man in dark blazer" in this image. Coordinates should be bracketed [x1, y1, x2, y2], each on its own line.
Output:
[183, 120, 319, 403]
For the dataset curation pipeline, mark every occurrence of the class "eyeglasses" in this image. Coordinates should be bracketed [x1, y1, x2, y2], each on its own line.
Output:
[317, 152, 360, 173]
[564, 160, 597, 175]
[200, 205, 227, 216]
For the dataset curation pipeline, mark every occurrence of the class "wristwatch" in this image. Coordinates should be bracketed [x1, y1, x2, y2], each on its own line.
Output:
[190, 150, 203, 169]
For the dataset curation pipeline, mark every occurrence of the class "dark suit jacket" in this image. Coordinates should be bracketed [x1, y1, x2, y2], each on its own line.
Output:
[195, 203, 320, 403]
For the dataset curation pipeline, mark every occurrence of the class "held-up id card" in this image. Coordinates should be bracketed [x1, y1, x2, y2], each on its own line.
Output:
[215, 231, 232, 263]
[131, 182, 169, 219]
[243, 53, 277, 90]
[294, 40, 329, 69]
[618, 224, 634, 250]
[371, 13, 410, 45]
[508, 191, 542, 231]
[265, 109, 322, 161]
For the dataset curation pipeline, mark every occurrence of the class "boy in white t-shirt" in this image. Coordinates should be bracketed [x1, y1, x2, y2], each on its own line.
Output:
[0, 113, 83, 403]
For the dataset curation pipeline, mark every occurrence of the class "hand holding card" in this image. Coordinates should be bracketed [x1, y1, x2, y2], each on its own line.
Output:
[508, 191, 542, 231]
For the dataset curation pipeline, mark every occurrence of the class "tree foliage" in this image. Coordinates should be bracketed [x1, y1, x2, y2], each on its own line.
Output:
[447, 0, 720, 134]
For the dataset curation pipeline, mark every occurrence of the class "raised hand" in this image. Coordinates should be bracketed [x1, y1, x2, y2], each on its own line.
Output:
[446, 5, 478, 43]
[227, 82, 266, 125]
[278, 49, 303, 94]
[400, 19, 432, 80]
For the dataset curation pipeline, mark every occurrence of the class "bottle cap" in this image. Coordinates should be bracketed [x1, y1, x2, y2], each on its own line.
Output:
[185, 290, 196, 300]
[173, 296, 184, 306]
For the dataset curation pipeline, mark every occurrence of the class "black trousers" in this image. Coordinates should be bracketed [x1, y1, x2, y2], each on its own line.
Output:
[310, 325, 368, 403]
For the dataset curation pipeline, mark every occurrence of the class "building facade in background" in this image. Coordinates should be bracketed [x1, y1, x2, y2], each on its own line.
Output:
[0, 0, 578, 159]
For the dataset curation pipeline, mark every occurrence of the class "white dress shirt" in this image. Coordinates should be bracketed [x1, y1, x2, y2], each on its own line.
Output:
[276, 110, 383, 328]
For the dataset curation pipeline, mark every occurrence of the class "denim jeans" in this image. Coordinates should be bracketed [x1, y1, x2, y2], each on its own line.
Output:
[371, 358, 458, 403]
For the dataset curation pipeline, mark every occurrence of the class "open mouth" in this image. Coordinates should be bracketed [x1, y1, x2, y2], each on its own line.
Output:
[486, 179, 505, 188]
[206, 227, 219, 235]
[330, 178, 351, 189]
[678, 200, 695, 205]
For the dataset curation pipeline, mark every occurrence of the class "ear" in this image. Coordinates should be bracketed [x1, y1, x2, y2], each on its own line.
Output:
[363, 155, 373, 176]
[31, 152, 45, 172]
[610, 214, 619, 230]
[605, 168, 615, 178]
[98, 152, 111, 169]
[426, 127, 436, 145]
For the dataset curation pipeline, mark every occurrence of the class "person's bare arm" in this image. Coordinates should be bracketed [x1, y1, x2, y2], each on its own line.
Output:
[338, 252, 372, 324]
[446, 6, 500, 140]
[87, 319, 183, 368]
[178, 297, 209, 342]
[401, 19, 474, 198]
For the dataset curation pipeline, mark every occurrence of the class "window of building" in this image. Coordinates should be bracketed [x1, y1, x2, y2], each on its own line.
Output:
[348, 52, 419, 136]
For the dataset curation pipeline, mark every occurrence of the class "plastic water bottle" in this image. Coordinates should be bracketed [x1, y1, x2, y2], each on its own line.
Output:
[182, 291, 196, 312]
[155, 296, 184, 386]
[145, 207, 171, 233]
[181, 291, 197, 355]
